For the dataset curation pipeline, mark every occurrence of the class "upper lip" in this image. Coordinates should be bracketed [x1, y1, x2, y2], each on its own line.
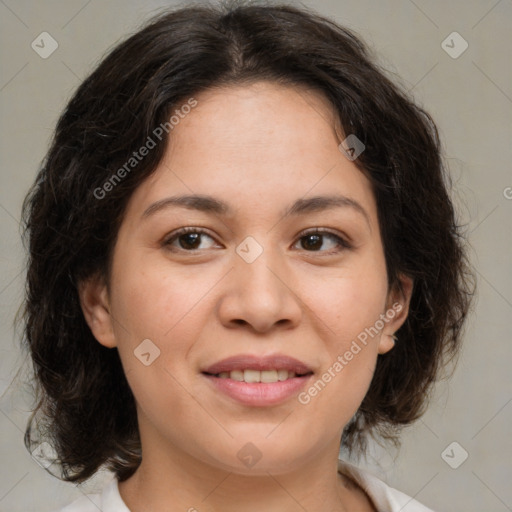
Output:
[202, 354, 313, 375]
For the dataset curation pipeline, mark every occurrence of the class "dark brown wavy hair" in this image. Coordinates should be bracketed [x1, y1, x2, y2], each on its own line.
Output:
[20, 1, 474, 483]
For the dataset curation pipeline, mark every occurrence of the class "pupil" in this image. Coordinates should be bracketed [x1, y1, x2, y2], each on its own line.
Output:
[303, 234, 321, 250]
[180, 233, 200, 249]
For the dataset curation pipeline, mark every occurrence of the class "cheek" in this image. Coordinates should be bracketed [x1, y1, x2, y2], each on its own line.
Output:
[303, 261, 388, 347]
[108, 263, 211, 426]
[110, 256, 217, 343]
[107, 263, 205, 396]
[294, 258, 388, 412]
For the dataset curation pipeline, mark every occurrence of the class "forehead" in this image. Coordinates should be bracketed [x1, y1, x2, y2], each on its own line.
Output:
[168, 81, 341, 167]
[124, 81, 377, 224]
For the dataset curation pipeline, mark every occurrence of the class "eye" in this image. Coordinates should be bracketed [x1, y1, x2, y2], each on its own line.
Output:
[163, 227, 220, 252]
[163, 227, 351, 254]
[293, 229, 351, 254]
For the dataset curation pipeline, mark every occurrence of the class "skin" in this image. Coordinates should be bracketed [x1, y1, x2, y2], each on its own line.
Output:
[80, 81, 413, 512]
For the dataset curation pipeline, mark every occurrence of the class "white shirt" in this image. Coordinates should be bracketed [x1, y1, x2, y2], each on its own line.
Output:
[55, 460, 435, 512]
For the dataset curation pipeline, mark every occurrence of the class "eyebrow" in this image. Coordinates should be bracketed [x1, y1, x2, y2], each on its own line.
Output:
[142, 193, 370, 226]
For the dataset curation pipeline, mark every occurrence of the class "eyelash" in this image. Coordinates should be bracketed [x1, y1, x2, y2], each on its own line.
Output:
[163, 227, 352, 254]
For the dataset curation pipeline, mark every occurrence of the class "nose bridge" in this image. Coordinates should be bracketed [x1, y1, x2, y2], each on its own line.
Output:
[235, 234, 287, 301]
[218, 234, 302, 332]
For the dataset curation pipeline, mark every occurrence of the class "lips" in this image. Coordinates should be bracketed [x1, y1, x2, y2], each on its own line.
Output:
[202, 354, 314, 406]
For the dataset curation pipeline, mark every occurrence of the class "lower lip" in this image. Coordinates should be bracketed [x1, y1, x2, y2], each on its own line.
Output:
[203, 373, 313, 406]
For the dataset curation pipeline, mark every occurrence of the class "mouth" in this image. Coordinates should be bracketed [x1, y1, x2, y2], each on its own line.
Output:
[205, 368, 310, 383]
[201, 354, 314, 406]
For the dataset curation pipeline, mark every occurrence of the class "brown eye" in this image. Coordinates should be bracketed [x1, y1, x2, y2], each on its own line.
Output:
[177, 232, 202, 250]
[300, 234, 323, 251]
[164, 228, 218, 251]
[295, 230, 351, 253]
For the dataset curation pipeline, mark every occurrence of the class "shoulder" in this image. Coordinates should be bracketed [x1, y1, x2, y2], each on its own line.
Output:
[338, 460, 436, 512]
[51, 476, 130, 512]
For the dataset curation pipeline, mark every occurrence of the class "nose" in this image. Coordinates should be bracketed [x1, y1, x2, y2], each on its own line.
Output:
[217, 244, 303, 334]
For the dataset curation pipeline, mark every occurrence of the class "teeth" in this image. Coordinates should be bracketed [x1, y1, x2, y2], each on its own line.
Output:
[261, 370, 278, 383]
[277, 369, 289, 381]
[230, 370, 244, 381]
[216, 369, 299, 382]
[244, 369, 260, 383]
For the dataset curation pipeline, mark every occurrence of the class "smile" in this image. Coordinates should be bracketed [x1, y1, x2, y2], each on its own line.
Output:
[201, 354, 314, 406]
[213, 369, 306, 383]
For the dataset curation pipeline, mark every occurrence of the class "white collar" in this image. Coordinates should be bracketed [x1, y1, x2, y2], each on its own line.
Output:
[337, 460, 435, 511]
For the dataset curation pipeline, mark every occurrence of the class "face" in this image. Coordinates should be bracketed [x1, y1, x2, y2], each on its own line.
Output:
[80, 82, 412, 476]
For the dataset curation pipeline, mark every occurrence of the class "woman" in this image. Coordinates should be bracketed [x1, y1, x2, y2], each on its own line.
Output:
[21, 3, 473, 511]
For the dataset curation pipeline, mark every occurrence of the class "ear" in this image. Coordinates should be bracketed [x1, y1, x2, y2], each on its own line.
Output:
[78, 274, 117, 348]
[378, 274, 414, 355]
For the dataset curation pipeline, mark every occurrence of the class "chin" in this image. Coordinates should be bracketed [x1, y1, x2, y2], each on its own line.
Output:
[199, 433, 322, 476]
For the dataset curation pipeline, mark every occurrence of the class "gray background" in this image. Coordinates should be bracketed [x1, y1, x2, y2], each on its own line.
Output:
[1, 0, 511, 511]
